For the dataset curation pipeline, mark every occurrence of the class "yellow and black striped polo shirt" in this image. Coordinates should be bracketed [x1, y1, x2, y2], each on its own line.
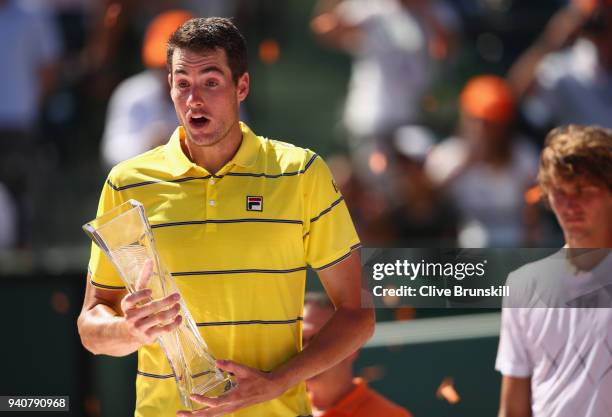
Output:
[88, 122, 361, 417]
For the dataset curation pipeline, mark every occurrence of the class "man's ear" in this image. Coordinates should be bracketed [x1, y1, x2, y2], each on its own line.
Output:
[237, 72, 250, 102]
[168, 73, 172, 89]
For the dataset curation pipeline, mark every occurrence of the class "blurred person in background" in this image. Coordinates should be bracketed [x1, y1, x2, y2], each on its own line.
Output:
[509, 0, 612, 131]
[100, 10, 192, 168]
[310, 0, 459, 187]
[389, 125, 458, 246]
[327, 154, 396, 245]
[0, 0, 62, 247]
[304, 292, 412, 417]
[425, 75, 539, 248]
[83, 0, 244, 98]
[496, 124, 612, 417]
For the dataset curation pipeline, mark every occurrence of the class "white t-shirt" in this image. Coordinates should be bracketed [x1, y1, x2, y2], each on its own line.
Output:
[496, 252, 612, 417]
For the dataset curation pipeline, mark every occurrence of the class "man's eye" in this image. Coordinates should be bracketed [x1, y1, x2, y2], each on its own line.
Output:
[552, 190, 566, 199]
[206, 80, 219, 87]
[177, 81, 189, 88]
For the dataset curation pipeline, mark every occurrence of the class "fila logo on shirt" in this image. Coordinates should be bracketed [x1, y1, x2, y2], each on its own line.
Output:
[246, 196, 263, 212]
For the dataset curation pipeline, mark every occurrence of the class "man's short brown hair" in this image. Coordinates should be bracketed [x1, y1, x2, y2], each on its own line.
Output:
[538, 125, 612, 196]
[166, 17, 247, 83]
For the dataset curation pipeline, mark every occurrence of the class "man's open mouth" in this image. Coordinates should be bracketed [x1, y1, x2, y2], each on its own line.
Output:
[189, 115, 210, 128]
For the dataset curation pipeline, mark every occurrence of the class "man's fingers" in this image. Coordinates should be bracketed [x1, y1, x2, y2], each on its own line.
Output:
[145, 314, 182, 338]
[189, 391, 237, 407]
[216, 360, 251, 378]
[122, 288, 153, 309]
[176, 402, 240, 417]
[135, 259, 154, 291]
[125, 292, 180, 321]
[135, 303, 181, 330]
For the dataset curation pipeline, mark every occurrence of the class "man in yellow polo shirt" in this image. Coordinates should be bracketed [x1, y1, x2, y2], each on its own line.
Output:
[77, 17, 374, 417]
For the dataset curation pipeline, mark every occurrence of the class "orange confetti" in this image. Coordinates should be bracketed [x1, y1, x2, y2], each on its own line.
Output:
[259, 39, 280, 65]
[436, 377, 461, 404]
[524, 185, 542, 205]
[394, 306, 416, 321]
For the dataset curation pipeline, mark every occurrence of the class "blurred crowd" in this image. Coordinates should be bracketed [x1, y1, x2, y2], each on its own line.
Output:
[1, 0, 611, 250]
[312, 0, 612, 248]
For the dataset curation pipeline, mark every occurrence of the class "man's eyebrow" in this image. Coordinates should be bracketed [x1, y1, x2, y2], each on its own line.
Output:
[200, 66, 224, 75]
[173, 66, 224, 76]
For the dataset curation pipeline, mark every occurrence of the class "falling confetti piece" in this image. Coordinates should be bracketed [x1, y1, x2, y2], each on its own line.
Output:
[436, 377, 460, 404]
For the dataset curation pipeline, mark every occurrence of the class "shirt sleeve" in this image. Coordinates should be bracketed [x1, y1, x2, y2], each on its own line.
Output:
[302, 153, 361, 270]
[495, 307, 533, 377]
[87, 172, 126, 290]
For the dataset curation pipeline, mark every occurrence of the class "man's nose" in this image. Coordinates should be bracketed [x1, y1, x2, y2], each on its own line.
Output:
[187, 87, 204, 107]
[564, 195, 582, 212]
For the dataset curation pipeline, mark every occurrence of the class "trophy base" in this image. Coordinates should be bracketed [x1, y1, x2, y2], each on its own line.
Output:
[187, 375, 236, 410]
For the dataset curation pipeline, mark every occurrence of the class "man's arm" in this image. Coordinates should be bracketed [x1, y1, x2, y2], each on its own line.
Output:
[498, 375, 532, 417]
[182, 251, 374, 417]
[77, 268, 183, 356]
[310, 0, 362, 50]
[276, 250, 374, 383]
[507, 5, 586, 98]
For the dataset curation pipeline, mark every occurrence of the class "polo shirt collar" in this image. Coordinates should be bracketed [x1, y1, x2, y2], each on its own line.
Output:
[231, 122, 261, 168]
[165, 127, 193, 177]
[165, 122, 261, 177]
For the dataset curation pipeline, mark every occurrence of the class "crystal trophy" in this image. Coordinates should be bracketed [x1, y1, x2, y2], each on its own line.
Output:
[83, 199, 233, 408]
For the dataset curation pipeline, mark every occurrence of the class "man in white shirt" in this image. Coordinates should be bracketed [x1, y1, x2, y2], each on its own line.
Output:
[425, 75, 539, 247]
[495, 124, 612, 417]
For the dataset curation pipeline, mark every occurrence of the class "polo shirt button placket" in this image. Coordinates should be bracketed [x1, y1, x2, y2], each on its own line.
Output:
[206, 176, 218, 233]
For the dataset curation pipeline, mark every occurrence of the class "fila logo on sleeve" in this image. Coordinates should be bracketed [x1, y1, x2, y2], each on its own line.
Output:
[246, 196, 263, 212]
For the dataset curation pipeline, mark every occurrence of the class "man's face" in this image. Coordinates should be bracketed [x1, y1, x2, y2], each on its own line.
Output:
[548, 178, 612, 244]
[169, 47, 249, 147]
[461, 113, 511, 149]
